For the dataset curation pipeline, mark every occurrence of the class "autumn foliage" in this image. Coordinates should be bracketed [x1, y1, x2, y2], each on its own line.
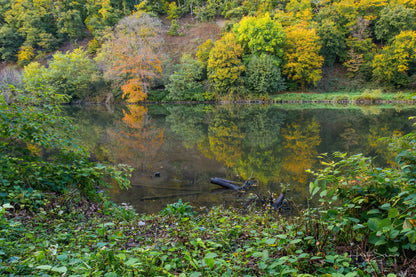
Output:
[110, 105, 165, 171]
[96, 12, 163, 102]
[207, 33, 245, 95]
[282, 24, 324, 88]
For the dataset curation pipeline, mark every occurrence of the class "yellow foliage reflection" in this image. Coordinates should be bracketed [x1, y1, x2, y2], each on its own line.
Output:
[281, 117, 321, 185]
[207, 121, 245, 168]
[110, 105, 165, 172]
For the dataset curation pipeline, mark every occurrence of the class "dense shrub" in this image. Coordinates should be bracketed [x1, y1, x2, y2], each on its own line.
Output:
[309, 131, 416, 258]
[245, 54, 286, 95]
[23, 48, 99, 101]
[0, 87, 131, 206]
[166, 54, 204, 101]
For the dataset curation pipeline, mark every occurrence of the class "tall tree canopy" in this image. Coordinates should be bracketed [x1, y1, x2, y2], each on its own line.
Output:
[96, 12, 163, 102]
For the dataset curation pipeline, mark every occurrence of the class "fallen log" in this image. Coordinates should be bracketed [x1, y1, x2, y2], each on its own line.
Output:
[272, 192, 285, 210]
[210, 178, 241, 190]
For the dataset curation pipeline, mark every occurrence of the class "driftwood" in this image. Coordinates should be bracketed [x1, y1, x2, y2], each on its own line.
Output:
[210, 177, 290, 212]
[272, 193, 285, 209]
[210, 178, 241, 190]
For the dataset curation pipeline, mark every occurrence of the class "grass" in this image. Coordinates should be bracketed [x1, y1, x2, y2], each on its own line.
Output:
[272, 90, 416, 103]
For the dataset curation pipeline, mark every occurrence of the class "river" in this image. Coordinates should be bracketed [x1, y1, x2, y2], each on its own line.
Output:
[66, 103, 416, 214]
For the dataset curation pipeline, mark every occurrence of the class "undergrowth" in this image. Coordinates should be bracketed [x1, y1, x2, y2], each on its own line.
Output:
[1, 185, 414, 276]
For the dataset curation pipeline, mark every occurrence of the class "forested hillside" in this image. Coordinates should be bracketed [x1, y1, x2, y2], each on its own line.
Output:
[1, 0, 416, 102]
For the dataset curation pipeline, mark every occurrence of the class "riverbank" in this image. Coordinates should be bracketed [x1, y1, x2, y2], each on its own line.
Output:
[139, 89, 416, 105]
[0, 194, 408, 276]
[2, 174, 415, 277]
[2, 88, 416, 276]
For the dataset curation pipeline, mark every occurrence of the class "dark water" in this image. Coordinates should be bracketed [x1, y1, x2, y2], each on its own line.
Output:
[66, 104, 416, 214]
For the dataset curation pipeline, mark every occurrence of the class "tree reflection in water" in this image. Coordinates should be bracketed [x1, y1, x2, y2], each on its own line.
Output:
[67, 104, 416, 213]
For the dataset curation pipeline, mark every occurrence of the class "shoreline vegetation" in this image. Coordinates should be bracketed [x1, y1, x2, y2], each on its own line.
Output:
[1, 0, 416, 274]
[1, 88, 416, 276]
[77, 90, 416, 105]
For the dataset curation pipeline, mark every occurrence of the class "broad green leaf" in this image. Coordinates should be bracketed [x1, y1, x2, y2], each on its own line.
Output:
[51, 266, 67, 273]
[388, 208, 399, 218]
[56, 254, 68, 261]
[205, 252, 218, 259]
[380, 203, 391, 210]
[380, 218, 392, 231]
[375, 239, 387, 246]
[125, 258, 140, 266]
[36, 265, 52, 270]
[368, 218, 381, 231]
[264, 238, 276, 245]
[407, 230, 416, 243]
[367, 209, 381, 215]
[290, 239, 302, 244]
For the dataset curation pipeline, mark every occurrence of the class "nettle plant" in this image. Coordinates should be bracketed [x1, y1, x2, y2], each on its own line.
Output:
[0, 86, 132, 207]
[308, 132, 416, 258]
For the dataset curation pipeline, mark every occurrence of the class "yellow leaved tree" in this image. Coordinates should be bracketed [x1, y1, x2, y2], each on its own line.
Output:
[282, 23, 324, 89]
[372, 30, 416, 87]
[207, 33, 245, 95]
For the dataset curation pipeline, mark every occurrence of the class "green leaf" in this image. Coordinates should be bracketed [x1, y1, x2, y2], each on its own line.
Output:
[375, 239, 387, 246]
[290, 239, 302, 244]
[310, 184, 320, 195]
[51, 266, 67, 273]
[388, 208, 399, 218]
[380, 218, 392, 231]
[327, 209, 338, 218]
[388, 246, 399, 254]
[367, 209, 381, 215]
[353, 224, 365, 230]
[380, 203, 391, 210]
[104, 273, 118, 277]
[252, 251, 263, 258]
[368, 218, 381, 231]
[389, 229, 400, 239]
[407, 230, 416, 243]
[264, 238, 276, 245]
[205, 252, 218, 259]
[56, 254, 68, 261]
[125, 258, 140, 266]
[205, 257, 215, 269]
[36, 265, 52, 270]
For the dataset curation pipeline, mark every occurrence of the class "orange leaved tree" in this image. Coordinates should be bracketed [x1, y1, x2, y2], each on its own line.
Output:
[96, 12, 163, 102]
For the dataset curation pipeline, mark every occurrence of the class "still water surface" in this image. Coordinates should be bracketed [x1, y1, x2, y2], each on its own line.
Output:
[67, 104, 416, 214]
